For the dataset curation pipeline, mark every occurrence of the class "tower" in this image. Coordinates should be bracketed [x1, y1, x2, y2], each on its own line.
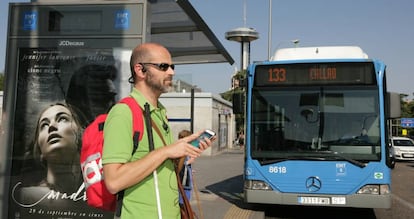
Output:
[225, 27, 259, 71]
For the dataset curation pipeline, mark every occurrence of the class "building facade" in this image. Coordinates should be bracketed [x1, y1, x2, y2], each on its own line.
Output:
[160, 92, 235, 156]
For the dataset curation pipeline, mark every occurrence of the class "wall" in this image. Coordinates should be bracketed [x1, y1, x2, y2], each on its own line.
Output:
[159, 92, 235, 156]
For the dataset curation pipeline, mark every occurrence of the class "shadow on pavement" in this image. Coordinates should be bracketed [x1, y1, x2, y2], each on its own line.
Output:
[204, 174, 377, 218]
[204, 174, 264, 211]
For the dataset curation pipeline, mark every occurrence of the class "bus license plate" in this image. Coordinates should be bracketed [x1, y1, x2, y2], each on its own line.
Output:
[298, 196, 330, 205]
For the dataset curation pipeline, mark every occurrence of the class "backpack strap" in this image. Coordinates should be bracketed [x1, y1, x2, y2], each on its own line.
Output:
[118, 96, 143, 154]
[115, 96, 144, 217]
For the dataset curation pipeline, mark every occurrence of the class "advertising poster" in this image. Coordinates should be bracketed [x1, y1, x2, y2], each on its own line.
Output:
[8, 47, 126, 219]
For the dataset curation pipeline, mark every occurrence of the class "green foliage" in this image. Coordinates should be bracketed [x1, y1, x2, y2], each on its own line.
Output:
[220, 89, 232, 101]
[219, 70, 247, 132]
[220, 87, 243, 102]
[220, 69, 246, 102]
[397, 93, 414, 136]
[401, 94, 414, 118]
[234, 69, 246, 80]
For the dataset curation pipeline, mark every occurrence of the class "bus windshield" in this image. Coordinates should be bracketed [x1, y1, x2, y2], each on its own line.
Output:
[250, 86, 381, 163]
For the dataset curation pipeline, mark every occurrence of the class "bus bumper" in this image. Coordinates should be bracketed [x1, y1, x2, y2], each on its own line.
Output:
[244, 189, 392, 209]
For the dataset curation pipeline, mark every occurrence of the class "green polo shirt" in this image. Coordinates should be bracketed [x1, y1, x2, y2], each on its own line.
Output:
[102, 88, 179, 219]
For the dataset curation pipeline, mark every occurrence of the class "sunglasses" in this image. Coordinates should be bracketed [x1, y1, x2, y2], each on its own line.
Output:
[140, 63, 175, 71]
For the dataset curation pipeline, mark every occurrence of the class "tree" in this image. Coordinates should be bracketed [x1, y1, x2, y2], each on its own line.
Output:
[220, 70, 246, 132]
[398, 93, 414, 137]
[400, 93, 414, 118]
[220, 70, 246, 101]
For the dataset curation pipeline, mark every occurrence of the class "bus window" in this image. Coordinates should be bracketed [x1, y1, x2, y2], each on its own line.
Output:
[251, 87, 380, 160]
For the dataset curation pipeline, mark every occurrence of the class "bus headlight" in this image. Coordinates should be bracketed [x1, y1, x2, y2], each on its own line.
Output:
[357, 185, 390, 195]
[245, 180, 273, 191]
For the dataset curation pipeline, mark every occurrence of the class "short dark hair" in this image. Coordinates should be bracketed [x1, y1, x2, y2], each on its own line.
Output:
[178, 129, 192, 139]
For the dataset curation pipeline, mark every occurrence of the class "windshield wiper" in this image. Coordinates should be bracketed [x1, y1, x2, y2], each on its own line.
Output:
[257, 152, 367, 168]
[258, 156, 325, 165]
[322, 151, 367, 168]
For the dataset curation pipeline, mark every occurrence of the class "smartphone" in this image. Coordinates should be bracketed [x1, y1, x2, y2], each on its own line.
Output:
[190, 129, 216, 148]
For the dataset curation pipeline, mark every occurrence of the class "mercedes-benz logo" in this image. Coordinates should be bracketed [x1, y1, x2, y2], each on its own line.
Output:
[305, 176, 322, 192]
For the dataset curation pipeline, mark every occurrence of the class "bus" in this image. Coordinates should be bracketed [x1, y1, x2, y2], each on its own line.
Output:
[233, 46, 400, 209]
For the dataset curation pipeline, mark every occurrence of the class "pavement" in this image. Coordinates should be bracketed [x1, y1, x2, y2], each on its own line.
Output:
[189, 147, 265, 219]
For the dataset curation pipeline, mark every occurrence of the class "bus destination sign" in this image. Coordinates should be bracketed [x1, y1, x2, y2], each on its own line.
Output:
[254, 62, 376, 86]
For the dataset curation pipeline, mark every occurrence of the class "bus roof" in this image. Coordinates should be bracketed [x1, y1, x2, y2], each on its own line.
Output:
[271, 46, 369, 61]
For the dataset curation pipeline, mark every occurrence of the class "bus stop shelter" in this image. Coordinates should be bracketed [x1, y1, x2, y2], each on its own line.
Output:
[30, 0, 235, 65]
[150, 0, 234, 65]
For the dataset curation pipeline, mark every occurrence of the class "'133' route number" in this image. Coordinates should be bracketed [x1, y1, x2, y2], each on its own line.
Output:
[268, 68, 286, 82]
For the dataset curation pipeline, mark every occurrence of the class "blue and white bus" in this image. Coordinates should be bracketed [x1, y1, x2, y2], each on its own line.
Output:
[233, 46, 399, 209]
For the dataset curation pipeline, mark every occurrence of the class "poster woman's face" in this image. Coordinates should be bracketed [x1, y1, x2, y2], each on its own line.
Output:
[37, 105, 79, 163]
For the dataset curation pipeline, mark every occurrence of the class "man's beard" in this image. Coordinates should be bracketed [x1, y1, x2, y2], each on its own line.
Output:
[145, 71, 172, 93]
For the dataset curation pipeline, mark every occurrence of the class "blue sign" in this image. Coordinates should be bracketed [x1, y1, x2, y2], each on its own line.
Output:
[401, 118, 414, 128]
[115, 10, 130, 29]
[23, 11, 37, 31]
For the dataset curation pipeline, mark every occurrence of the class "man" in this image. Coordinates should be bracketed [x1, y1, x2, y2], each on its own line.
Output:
[102, 43, 213, 218]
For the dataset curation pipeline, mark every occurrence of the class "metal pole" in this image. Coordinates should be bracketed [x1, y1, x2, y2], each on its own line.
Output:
[190, 87, 194, 133]
[268, 0, 272, 60]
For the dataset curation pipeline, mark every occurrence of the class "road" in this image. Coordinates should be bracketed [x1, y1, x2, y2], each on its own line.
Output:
[191, 149, 414, 219]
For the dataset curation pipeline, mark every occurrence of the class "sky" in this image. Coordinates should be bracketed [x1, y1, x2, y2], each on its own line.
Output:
[1, 0, 414, 97]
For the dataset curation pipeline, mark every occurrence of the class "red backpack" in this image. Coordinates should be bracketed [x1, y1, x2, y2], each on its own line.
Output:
[80, 97, 143, 213]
